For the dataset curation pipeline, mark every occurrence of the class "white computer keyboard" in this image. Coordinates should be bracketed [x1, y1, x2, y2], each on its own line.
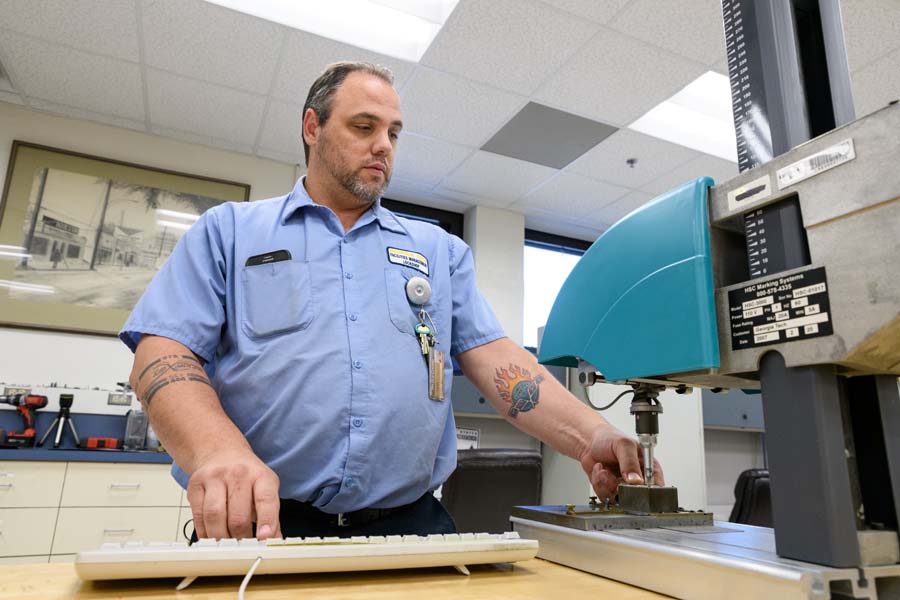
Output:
[75, 532, 539, 582]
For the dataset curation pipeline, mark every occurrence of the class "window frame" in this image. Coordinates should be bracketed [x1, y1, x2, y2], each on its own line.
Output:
[524, 228, 592, 255]
[381, 198, 464, 238]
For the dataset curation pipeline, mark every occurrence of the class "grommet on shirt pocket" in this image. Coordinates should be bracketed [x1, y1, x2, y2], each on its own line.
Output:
[241, 260, 315, 338]
[385, 267, 420, 334]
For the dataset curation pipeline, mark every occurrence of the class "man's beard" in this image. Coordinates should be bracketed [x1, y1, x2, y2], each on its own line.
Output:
[319, 132, 390, 205]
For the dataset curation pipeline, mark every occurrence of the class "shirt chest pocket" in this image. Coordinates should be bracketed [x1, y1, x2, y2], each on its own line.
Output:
[385, 267, 420, 335]
[241, 261, 315, 338]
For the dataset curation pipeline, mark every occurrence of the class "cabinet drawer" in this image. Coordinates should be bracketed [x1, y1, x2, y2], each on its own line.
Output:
[61, 463, 181, 507]
[0, 461, 66, 508]
[0, 507, 57, 557]
[52, 506, 180, 554]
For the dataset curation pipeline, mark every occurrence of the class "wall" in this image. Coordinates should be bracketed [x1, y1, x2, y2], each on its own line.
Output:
[703, 429, 766, 521]
[0, 103, 296, 406]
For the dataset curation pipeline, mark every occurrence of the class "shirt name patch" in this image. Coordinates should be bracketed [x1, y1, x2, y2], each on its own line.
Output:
[386, 247, 429, 275]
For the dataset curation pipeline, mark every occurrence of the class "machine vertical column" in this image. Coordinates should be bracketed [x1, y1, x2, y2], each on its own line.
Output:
[759, 352, 861, 566]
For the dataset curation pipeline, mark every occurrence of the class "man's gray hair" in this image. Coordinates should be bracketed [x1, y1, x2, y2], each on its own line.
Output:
[302, 61, 395, 165]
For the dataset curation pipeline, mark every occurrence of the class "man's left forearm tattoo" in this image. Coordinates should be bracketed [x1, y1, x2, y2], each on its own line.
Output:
[494, 364, 545, 418]
[136, 353, 211, 409]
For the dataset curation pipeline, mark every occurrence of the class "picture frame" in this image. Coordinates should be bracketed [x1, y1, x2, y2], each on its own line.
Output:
[0, 141, 250, 336]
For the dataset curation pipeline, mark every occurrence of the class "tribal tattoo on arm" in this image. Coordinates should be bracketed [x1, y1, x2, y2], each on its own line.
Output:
[136, 354, 212, 409]
[494, 364, 544, 418]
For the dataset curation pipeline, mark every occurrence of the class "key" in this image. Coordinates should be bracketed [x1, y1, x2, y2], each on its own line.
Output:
[415, 322, 431, 355]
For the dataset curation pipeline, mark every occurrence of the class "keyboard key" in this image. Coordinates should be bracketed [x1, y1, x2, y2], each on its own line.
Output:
[219, 538, 239, 547]
[195, 538, 218, 547]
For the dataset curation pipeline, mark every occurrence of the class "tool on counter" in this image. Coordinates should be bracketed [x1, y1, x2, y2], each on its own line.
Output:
[80, 437, 122, 450]
[38, 393, 80, 448]
[0, 393, 49, 448]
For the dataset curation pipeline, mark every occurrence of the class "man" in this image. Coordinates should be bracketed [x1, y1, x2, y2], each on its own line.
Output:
[121, 61, 662, 542]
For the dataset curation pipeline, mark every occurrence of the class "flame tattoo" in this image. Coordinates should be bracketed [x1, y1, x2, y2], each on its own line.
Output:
[494, 364, 544, 418]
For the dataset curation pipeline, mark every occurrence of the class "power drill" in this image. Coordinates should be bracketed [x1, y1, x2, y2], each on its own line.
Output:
[0, 394, 49, 448]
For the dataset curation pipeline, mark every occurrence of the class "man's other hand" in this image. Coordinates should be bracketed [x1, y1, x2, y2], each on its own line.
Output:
[186, 450, 281, 540]
[578, 426, 665, 502]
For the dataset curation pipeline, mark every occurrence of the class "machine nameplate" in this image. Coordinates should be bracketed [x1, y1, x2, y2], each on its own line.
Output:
[728, 266, 833, 350]
[776, 138, 855, 189]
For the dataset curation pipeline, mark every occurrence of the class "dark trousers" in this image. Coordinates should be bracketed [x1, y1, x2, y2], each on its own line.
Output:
[190, 492, 456, 541]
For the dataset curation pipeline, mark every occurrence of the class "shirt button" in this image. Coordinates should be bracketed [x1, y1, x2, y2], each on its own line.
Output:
[348, 313, 358, 321]
[352, 418, 363, 428]
[344, 272, 353, 279]
[346, 477, 354, 486]
[353, 360, 363, 369]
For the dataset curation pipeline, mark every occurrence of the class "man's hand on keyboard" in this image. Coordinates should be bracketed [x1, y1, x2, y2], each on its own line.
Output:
[578, 425, 664, 501]
[187, 450, 282, 540]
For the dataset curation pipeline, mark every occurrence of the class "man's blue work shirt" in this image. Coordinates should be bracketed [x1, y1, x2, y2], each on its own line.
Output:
[120, 177, 505, 513]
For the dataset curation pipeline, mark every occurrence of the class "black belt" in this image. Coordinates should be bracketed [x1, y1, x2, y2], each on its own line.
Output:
[281, 494, 423, 528]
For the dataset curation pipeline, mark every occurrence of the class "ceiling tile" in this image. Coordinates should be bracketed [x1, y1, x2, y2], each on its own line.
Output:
[841, 0, 900, 71]
[147, 69, 266, 145]
[257, 100, 302, 156]
[27, 98, 146, 132]
[851, 48, 900, 118]
[523, 210, 602, 241]
[141, 0, 285, 92]
[0, 0, 139, 61]
[641, 153, 738, 197]
[438, 151, 557, 207]
[271, 30, 415, 103]
[609, 0, 727, 66]
[0, 90, 24, 105]
[536, 0, 631, 24]
[481, 102, 618, 169]
[392, 133, 474, 187]
[256, 147, 300, 165]
[0, 31, 144, 120]
[586, 189, 655, 228]
[534, 28, 707, 126]
[385, 177, 474, 214]
[150, 125, 253, 155]
[568, 129, 698, 188]
[421, 0, 598, 95]
[513, 172, 629, 218]
[400, 68, 525, 147]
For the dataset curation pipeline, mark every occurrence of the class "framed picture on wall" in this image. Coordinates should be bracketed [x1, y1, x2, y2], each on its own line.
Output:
[0, 141, 250, 336]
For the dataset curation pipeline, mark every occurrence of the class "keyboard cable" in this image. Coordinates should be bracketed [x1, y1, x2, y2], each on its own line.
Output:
[238, 556, 264, 600]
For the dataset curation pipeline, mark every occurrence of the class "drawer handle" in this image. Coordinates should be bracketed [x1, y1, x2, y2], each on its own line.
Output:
[0, 483, 12, 489]
[109, 483, 142, 490]
[103, 529, 135, 535]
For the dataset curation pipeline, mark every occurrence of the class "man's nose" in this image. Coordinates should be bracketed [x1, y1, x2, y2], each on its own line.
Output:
[372, 129, 392, 156]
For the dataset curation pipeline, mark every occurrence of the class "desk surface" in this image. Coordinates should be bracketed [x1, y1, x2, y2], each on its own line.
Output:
[2, 559, 665, 599]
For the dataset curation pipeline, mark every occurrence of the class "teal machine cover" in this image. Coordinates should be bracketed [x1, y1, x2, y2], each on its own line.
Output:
[538, 177, 719, 381]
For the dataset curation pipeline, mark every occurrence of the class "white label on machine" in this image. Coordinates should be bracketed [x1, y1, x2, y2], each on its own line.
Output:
[776, 139, 855, 189]
[456, 427, 480, 450]
[727, 174, 772, 212]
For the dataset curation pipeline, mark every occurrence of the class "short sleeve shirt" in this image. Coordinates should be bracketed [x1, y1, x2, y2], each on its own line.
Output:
[120, 177, 505, 512]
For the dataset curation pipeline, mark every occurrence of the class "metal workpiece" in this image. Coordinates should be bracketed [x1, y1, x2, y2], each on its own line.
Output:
[512, 517, 900, 600]
[510, 504, 713, 532]
[617, 484, 680, 515]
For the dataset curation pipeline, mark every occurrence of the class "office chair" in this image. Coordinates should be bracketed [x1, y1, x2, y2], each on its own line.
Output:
[440, 448, 542, 533]
[728, 468, 773, 527]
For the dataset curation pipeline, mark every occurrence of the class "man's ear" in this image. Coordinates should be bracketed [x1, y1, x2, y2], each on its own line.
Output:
[302, 107, 319, 149]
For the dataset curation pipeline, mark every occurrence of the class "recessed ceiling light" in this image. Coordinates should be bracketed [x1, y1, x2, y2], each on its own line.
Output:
[201, 0, 460, 62]
[627, 71, 737, 162]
